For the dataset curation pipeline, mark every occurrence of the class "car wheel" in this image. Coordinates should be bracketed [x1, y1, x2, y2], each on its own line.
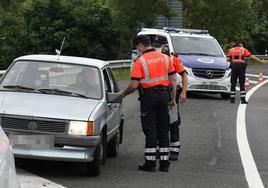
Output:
[86, 143, 101, 177]
[119, 119, 124, 144]
[221, 93, 230, 99]
[107, 131, 120, 158]
[86, 132, 106, 176]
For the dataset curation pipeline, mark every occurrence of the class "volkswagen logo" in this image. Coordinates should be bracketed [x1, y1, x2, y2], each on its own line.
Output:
[28, 121, 37, 131]
[206, 70, 213, 78]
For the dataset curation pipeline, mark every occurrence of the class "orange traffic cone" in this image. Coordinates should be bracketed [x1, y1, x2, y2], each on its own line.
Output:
[244, 77, 251, 90]
[258, 72, 264, 83]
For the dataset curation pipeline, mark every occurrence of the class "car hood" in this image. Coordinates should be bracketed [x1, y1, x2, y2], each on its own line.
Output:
[179, 55, 229, 69]
[0, 92, 100, 121]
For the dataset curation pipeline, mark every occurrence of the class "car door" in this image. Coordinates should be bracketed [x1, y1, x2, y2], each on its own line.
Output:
[102, 68, 121, 135]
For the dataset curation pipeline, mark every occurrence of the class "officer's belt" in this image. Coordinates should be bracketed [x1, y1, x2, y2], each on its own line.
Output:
[142, 86, 169, 93]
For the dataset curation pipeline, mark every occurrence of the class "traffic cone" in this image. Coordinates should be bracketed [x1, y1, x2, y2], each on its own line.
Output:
[258, 72, 264, 83]
[244, 77, 251, 90]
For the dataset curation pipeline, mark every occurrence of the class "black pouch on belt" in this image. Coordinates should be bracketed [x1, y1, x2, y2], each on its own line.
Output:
[177, 85, 182, 96]
[138, 87, 144, 101]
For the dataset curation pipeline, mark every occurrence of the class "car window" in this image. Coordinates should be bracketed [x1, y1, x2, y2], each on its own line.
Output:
[0, 61, 102, 99]
[107, 68, 119, 93]
[103, 69, 112, 92]
[171, 36, 224, 57]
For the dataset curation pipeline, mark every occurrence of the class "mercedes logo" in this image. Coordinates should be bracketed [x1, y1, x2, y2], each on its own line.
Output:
[28, 121, 37, 131]
[206, 70, 213, 78]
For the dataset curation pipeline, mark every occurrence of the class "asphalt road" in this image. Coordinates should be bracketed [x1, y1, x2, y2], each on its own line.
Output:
[16, 64, 268, 188]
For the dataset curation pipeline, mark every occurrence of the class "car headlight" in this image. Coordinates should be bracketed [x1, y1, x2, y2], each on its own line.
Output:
[68, 121, 94, 136]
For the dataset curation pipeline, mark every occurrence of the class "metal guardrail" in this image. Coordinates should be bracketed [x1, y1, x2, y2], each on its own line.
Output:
[255, 55, 268, 60]
[0, 55, 266, 75]
[107, 59, 132, 69]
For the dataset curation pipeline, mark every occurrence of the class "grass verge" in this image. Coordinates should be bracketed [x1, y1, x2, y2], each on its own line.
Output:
[112, 68, 130, 81]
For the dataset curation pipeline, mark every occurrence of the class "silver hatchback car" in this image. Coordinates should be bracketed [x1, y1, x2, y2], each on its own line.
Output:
[0, 55, 124, 176]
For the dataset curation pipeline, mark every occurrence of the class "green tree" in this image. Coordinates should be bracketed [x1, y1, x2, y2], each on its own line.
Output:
[246, 0, 268, 54]
[183, 0, 251, 52]
[0, 0, 119, 69]
[101, 0, 173, 58]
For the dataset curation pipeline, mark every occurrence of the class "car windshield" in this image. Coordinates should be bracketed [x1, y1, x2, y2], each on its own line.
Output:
[0, 61, 102, 99]
[171, 36, 224, 57]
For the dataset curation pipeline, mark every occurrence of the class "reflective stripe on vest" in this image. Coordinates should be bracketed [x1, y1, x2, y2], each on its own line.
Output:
[139, 54, 169, 84]
[231, 47, 246, 64]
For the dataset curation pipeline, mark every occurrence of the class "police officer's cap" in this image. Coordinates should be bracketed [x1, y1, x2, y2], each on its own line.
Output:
[132, 35, 151, 47]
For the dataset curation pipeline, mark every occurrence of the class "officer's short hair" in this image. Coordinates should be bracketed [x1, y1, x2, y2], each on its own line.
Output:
[155, 36, 167, 45]
[132, 35, 151, 47]
[235, 41, 244, 47]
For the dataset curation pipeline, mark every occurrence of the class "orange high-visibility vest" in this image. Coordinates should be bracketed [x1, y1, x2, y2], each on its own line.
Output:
[131, 50, 175, 88]
[171, 55, 185, 74]
[227, 47, 251, 64]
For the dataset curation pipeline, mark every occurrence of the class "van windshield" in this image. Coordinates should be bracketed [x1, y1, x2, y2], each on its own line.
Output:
[171, 36, 224, 57]
[0, 61, 102, 99]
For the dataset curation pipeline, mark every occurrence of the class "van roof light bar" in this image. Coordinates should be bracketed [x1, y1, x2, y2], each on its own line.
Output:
[163, 27, 209, 34]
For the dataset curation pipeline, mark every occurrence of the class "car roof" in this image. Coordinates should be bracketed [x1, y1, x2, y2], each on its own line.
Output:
[139, 28, 214, 39]
[14, 54, 109, 69]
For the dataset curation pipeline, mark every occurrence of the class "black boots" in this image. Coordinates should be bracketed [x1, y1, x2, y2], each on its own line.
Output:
[231, 97, 248, 104]
[159, 161, 170, 172]
[138, 161, 170, 172]
[241, 97, 248, 104]
[138, 162, 156, 172]
[169, 152, 179, 161]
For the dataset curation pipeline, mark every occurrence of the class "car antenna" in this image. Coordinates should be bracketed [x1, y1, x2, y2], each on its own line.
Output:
[55, 37, 65, 59]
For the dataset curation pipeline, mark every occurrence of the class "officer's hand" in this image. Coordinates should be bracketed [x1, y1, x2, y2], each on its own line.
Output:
[168, 99, 176, 107]
[120, 91, 126, 98]
[180, 92, 186, 104]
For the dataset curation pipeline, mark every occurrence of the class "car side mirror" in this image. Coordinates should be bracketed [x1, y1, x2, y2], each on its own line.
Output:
[106, 92, 122, 103]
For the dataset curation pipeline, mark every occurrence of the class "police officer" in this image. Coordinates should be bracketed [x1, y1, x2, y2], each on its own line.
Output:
[153, 36, 188, 160]
[121, 35, 177, 172]
[227, 42, 266, 104]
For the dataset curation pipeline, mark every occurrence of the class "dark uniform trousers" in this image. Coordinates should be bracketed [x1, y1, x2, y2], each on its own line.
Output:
[170, 102, 181, 156]
[230, 63, 247, 100]
[140, 89, 170, 168]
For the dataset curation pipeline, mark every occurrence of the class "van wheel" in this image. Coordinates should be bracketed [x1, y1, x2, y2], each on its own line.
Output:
[86, 132, 106, 176]
[221, 93, 230, 99]
[107, 131, 120, 158]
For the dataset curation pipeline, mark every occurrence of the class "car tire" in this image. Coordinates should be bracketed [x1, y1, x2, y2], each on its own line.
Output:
[86, 143, 101, 177]
[107, 131, 120, 158]
[86, 132, 106, 176]
[221, 93, 230, 99]
[119, 119, 124, 144]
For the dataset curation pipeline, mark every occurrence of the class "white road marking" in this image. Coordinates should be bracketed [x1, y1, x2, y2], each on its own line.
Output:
[17, 168, 66, 188]
[236, 80, 268, 188]
[234, 73, 265, 91]
[246, 73, 268, 79]
[249, 80, 258, 84]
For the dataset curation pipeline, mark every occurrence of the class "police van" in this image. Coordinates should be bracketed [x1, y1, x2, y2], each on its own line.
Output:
[134, 27, 231, 99]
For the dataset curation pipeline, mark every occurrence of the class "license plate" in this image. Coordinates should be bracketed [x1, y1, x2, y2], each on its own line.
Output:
[202, 81, 218, 85]
[9, 134, 54, 149]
